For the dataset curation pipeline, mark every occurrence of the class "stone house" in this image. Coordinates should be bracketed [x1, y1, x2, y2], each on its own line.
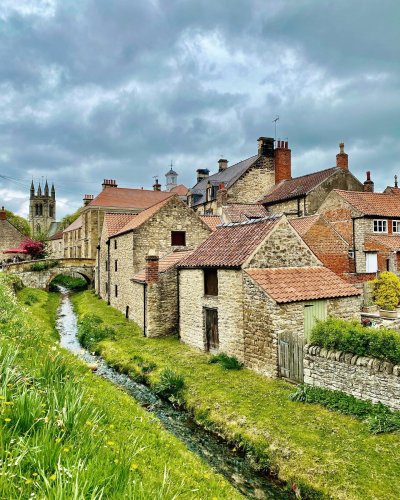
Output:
[177, 214, 360, 380]
[63, 216, 83, 258]
[260, 143, 363, 216]
[0, 207, 26, 260]
[48, 230, 64, 259]
[319, 188, 400, 275]
[96, 195, 211, 320]
[199, 203, 269, 231]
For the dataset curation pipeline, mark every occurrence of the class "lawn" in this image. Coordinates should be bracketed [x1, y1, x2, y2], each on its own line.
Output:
[72, 290, 400, 500]
[0, 277, 241, 499]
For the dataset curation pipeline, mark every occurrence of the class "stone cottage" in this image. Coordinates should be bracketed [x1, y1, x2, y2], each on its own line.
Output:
[177, 215, 360, 382]
[48, 230, 64, 259]
[260, 143, 363, 216]
[96, 195, 211, 320]
[319, 187, 400, 275]
[0, 207, 26, 260]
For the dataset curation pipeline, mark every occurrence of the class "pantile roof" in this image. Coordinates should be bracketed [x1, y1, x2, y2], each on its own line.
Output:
[364, 234, 400, 251]
[104, 213, 137, 237]
[63, 215, 82, 233]
[87, 187, 173, 209]
[170, 184, 189, 196]
[200, 215, 222, 231]
[48, 230, 64, 241]
[223, 203, 269, 223]
[132, 249, 194, 282]
[261, 167, 338, 205]
[289, 215, 320, 236]
[178, 216, 281, 268]
[190, 155, 258, 206]
[334, 190, 400, 217]
[245, 267, 360, 304]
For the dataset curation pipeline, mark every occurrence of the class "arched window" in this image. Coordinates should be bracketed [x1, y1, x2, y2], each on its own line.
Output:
[36, 223, 41, 233]
[49, 205, 53, 217]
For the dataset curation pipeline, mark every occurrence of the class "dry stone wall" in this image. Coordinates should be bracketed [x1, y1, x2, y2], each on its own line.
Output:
[304, 345, 400, 410]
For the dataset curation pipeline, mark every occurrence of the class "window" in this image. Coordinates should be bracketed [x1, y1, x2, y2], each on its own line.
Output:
[115, 259, 118, 271]
[114, 239, 117, 249]
[171, 231, 186, 246]
[373, 219, 387, 233]
[105, 282, 108, 293]
[204, 269, 218, 296]
[348, 249, 355, 259]
[393, 221, 400, 233]
[105, 260, 108, 271]
[115, 285, 118, 297]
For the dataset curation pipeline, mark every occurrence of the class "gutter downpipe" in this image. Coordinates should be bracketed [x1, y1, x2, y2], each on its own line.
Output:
[96, 244, 100, 295]
[177, 268, 180, 339]
[143, 283, 147, 337]
[352, 217, 357, 273]
[107, 240, 110, 305]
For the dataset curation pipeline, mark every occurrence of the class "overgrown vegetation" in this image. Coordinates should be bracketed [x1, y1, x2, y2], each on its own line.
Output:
[208, 353, 244, 370]
[290, 385, 400, 434]
[49, 274, 87, 291]
[5, 209, 31, 236]
[59, 208, 82, 231]
[71, 290, 400, 499]
[310, 316, 400, 365]
[77, 314, 115, 350]
[154, 368, 185, 402]
[372, 271, 400, 310]
[0, 276, 239, 499]
[30, 260, 59, 272]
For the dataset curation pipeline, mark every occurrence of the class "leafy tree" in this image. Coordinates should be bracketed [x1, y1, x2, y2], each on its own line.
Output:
[372, 272, 400, 311]
[5, 210, 31, 236]
[20, 238, 46, 259]
[59, 207, 81, 230]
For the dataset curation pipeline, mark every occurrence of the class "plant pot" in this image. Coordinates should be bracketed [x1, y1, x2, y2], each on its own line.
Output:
[379, 309, 398, 319]
[362, 305, 378, 314]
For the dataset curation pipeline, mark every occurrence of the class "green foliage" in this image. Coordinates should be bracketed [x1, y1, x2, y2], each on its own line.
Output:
[290, 384, 400, 434]
[372, 271, 400, 310]
[208, 353, 244, 370]
[77, 314, 115, 350]
[5, 210, 31, 236]
[24, 292, 39, 305]
[154, 368, 185, 400]
[30, 260, 59, 272]
[48, 274, 87, 291]
[310, 316, 400, 365]
[59, 208, 82, 231]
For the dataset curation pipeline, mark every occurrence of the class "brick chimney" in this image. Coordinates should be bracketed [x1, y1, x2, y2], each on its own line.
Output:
[258, 137, 274, 157]
[102, 179, 118, 190]
[153, 178, 161, 191]
[336, 143, 348, 170]
[83, 194, 94, 206]
[274, 140, 292, 184]
[216, 182, 228, 208]
[196, 169, 209, 184]
[363, 171, 374, 192]
[218, 159, 228, 172]
[0, 206, 6, 220]
[145, 252, 159, 284]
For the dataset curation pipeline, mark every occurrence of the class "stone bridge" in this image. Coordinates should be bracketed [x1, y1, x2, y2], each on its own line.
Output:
[4, 258, 95, 290]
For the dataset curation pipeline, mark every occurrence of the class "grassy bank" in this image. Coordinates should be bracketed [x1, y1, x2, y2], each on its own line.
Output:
[0, 277, 241, 499]
[72, 290, 400, 499]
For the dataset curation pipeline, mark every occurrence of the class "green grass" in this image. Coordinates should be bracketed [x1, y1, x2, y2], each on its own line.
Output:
[0, 277, 241, 499]
[72, 290, 400, 500]
[49, 274, 88, 291]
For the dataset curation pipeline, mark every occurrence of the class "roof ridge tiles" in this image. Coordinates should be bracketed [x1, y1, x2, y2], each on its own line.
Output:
[219, 214, 281, 228]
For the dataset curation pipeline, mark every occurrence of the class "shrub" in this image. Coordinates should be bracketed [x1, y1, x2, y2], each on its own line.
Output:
[49, 274, 87, 292]
[24, 292, 39, 305]
[372, 272, 400, 310]
[310, 317, 400, 365]
[30, 260, 59, 272]
[208, 353, 243, 370]
[77, 314, 115, 350]
[154, 369, 185, 400]
[289, 384, 400, 434]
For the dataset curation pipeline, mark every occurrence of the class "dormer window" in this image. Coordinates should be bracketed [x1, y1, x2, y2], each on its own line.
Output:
[373, 220, 387, 233]
[206, 184, 213, 202]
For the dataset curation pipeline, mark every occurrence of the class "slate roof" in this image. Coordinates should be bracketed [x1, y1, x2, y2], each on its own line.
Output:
[261, 167, 338, 205]
[178, 216, 281, 268]
[132, 249, 194, 283]
[364, 235, 400, 251]
[245, 267, 360, 304]
[223, 203, 269, 223]
[334, 190, 400, 217]
[289, 215, 320, 236]
[63, 215, 83, 233]
[190, 155, 258, 206]
[87, 187, 173, 209]
[47, 222, 61, 238]
[104, 213, 137, 237]
[199, 215, 222, 231]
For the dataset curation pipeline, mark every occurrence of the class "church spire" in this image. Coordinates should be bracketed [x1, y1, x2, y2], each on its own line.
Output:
[44, 180, 49, 196]
[51, 183, 55, 199]
[37, 183, 42, 196]
[30, 180, 35, 198]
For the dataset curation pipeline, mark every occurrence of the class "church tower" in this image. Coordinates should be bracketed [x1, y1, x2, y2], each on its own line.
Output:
[165, 164, 178, 191]
[29, 181, 56, 237]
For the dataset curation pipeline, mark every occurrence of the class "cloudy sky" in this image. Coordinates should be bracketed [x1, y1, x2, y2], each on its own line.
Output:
[0, 0, 399, 219]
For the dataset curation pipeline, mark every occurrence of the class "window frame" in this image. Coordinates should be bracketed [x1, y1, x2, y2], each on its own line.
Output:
[171, 230, 186, 246]
[373, 219, 388, 233]
[393, 220, 400, 233]
[204, 268, 218, 296]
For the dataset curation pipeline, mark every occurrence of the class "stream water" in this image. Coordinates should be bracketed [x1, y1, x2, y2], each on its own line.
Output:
[56, 287, 292, 499]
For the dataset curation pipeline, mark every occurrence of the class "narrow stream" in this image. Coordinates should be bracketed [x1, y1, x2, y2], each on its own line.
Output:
[56, 287, 292, 499]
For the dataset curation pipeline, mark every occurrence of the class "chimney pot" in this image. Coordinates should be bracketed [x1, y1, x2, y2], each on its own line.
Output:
[336, 142, 348, 170]
[145, 252, 159, 284]
[363, 171, 374, 192]
[218, 159, 228, 172]
[274, 140, 292, 184]
[196, 169, 210, 184]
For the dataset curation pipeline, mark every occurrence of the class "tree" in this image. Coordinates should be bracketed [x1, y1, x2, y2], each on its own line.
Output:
[59, 208, 81, 230]
[6, 210, 31, 236]
[372, 272, 400, 311]
[20, 238, 46, 260]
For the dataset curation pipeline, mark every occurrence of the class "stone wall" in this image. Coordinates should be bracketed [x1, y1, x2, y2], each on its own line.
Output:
[304, 345, 400, 410]
[0, 219, 25, 258]
[130, 281, 144, 330]
[266, 198, 304, 217]
[179, 268, 245, 361]
[108, 232, 133, 313]
[228, 156, 275, 205]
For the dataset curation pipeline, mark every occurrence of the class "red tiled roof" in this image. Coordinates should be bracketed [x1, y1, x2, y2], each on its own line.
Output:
[200, 215, 222, 231]
[178, 216, 281, 268]
[261, 167, 338, 204]
[170, 184, 189, 196]
[245, 267, 360, 303]
[48, 230, 63, 241]
[334, 190, 400, 217]
[364, 234, 400, 251]
[88, 187, 173, 209]
[63, 215, 83, 232]
[114, 196, 177, 236]
[289, 215, 320, 236]
[223, 203, 269, 223]
[132, 249, 194, 282]
[104, 213, 137, 237]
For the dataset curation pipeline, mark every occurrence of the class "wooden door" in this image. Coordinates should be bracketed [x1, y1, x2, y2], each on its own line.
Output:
[278, 331, 304, 383]
[204, 308, 219, 353]
[304, 300, 327, 340]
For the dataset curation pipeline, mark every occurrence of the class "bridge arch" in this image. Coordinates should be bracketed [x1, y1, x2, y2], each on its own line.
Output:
[46, 269, 93, 290]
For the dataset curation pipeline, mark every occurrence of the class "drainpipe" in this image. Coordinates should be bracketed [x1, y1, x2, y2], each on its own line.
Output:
[107, 239, 110, 305]
[352, 217, 357, 273]
[96, 244, 100, 295]
[177, 268, 180, 339]
[143, 283, 147, 337]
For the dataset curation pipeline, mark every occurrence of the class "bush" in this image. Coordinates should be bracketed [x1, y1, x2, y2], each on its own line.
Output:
[208, 353, 243, 370]
[77, 314, 115, 350]
[372, 272, 400, 310]
[290, 384, 400, 434]
[30, 260, 59, 272]
[310, 317, 400, 365]
[154, 369, 185, 400]
[24, 292, 39, 305]
[49, 274, 87, 292]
